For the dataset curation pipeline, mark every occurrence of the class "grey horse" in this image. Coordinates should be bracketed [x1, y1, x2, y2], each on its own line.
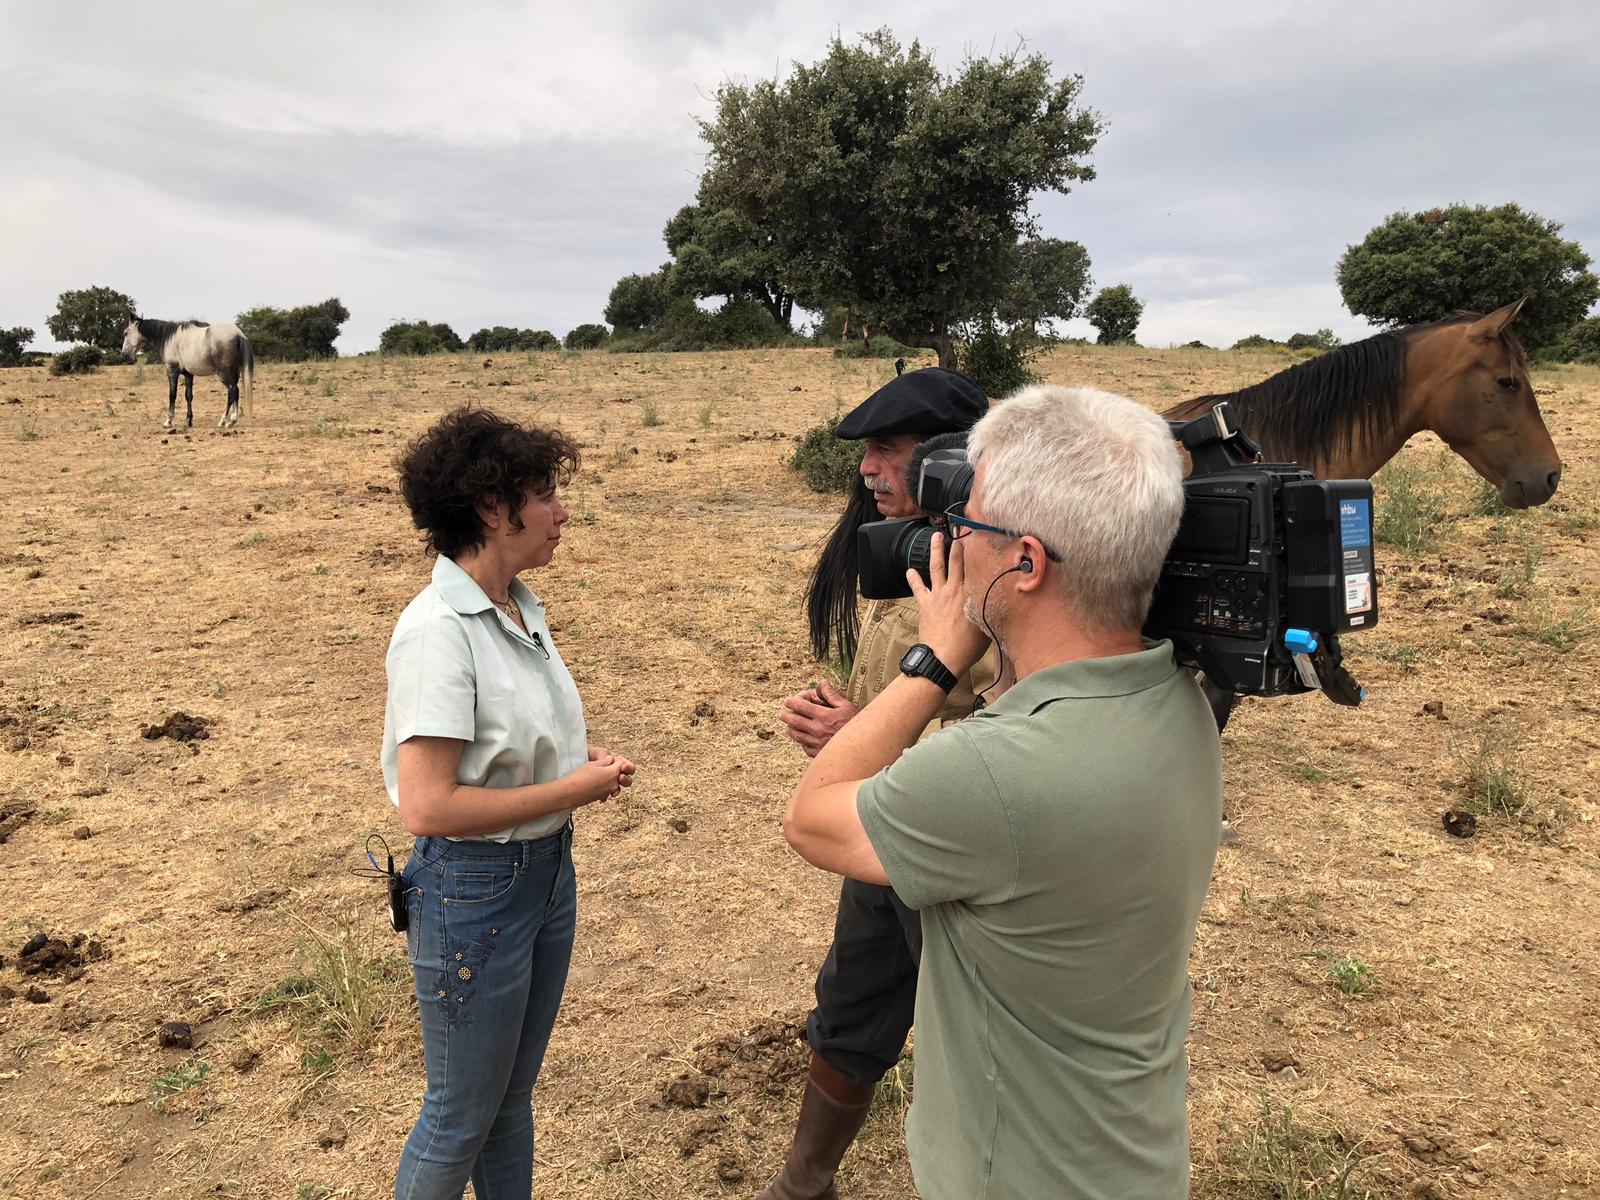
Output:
[122, 316, 254, 429]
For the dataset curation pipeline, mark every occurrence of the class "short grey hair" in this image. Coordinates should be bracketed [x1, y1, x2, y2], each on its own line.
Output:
[966, 384, 1184, 632]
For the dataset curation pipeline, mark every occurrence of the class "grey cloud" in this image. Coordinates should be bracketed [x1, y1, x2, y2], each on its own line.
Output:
[2, 1, 1597, 352]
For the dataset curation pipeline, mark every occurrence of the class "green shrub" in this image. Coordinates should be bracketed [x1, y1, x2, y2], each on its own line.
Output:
[1555, 316, 1600, 364]
[48, 345, 104, 376]
[1286, 328, 1342, 352]
[564, 323, 610, 350]
[958, 322, 1037, 398]
[791, 420, 865, 492]
[467, 326, 561, 353]
[0, 326, 33, 367]
[707, 295, 791, 347]
[1373, 458, 1449, 552]
[609, 296, 802, 353]
[1457, 731, 1527, 818]
[379, 320, 463, 355]
[236, 299, 348, 361]
[603, 269, 673, 332]
[1517, 606, 1592, 652]
[1318, 950, 1377, 996]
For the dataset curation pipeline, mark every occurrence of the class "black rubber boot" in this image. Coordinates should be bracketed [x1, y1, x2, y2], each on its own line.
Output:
[756, 1055, 875, 1200]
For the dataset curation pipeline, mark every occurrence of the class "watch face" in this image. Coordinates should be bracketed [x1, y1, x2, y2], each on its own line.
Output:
[901, 646, 931, 673]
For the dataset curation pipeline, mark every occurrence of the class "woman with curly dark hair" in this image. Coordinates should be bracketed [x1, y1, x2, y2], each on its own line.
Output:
[382, 406, 635, 1199]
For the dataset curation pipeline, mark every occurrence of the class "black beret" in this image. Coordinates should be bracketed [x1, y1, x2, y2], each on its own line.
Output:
[834, 367, 988, 441]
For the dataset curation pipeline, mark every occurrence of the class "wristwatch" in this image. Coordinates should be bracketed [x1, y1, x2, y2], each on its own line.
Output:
[899, 644, 957, 693]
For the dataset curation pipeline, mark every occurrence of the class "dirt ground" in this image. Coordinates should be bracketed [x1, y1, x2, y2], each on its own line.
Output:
[0, 344, 1596, 1200]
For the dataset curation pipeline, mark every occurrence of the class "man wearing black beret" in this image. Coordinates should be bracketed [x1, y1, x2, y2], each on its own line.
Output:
[761, 367, 996, 1200]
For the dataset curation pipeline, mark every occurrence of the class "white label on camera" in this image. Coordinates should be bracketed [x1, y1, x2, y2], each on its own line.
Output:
[1345, 572, 1372, 614]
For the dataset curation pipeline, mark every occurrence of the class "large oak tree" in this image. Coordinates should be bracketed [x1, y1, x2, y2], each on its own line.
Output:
[1338, 204, 1598, 351]
[695, 31, 1102, 367]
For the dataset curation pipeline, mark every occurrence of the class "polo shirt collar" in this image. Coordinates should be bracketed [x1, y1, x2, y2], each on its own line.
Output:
[431, 555, 493, 614]
[984, 639, 1180, 715]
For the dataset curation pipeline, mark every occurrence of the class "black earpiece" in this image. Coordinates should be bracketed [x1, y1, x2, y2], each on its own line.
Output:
[1019, 556, 1033, 573]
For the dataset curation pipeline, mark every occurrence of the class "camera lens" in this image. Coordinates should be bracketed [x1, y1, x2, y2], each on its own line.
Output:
[897, 522, 953, 587]
[901, 525, 934, 578]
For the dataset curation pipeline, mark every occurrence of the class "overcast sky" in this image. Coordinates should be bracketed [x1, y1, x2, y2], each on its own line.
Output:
[4, 1, 1597, 352]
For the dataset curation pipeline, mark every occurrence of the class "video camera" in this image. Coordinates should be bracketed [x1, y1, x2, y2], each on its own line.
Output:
[855, 402, 1376, 704]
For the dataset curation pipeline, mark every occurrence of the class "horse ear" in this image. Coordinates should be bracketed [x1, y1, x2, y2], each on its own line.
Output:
[1468, 298, 1527, 342]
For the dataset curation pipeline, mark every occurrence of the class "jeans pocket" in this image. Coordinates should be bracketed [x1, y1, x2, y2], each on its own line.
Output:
[451, 864, 520, 906]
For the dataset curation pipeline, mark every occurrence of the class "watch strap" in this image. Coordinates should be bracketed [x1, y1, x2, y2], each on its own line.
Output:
[901, 644, 957, 693]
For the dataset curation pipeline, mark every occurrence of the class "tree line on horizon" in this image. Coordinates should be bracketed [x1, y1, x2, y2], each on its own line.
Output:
[4, 32, 1597, 379]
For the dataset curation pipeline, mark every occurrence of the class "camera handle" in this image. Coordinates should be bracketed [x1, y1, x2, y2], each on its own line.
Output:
[1168, 402, 1265, 476]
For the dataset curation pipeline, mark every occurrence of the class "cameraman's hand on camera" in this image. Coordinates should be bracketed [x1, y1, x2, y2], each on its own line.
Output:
[567, 746, 636, 806]
[779, 683, 859, 758]
[908, 532, 991, 676]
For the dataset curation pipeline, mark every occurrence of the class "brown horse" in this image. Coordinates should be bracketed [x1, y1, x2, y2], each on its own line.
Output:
[1164, 301, 1561, 745]
[1164, 300, 1561, 508]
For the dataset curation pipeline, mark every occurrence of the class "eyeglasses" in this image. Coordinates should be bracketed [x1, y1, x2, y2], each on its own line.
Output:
[944, 502, 1062, 562]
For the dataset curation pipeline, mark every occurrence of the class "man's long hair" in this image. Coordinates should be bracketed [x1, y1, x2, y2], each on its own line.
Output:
[805, 477, 875, 665]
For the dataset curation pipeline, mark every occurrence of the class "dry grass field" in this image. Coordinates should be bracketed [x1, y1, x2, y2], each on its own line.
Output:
[1, 344, 1596, 1200]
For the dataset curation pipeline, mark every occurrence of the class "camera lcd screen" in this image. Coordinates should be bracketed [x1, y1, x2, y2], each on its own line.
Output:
[1170, 496, 1250, 564]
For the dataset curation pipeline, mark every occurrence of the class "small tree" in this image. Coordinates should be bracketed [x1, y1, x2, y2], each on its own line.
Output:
[1337, 203, 1599, 350]
[1085, 284, 1142, 345]
[664, 204, 796, 330]
[48, 345, 105, 376]
[379, 320, 464, 355]
[957, 321, 1036, 397]
[236, 298, 348, 360]
[466, 327, 560, 353]
[47, 286, 137, 353]
[1556, 316, 1600, 364]
[0, 326, 32, 367]
[604, 270, 674, 332]
[564, 324, 609, 350]
[1286, 328, 1341, 351]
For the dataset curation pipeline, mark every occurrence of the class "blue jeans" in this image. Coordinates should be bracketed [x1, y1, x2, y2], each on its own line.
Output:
[395, 827, 576, 1200]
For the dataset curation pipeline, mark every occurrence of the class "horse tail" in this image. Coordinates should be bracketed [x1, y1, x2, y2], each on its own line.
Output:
[241, 334, 254, 420]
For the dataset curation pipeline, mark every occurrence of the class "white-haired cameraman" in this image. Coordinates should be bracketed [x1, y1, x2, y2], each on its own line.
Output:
[784, 385, 1223, 1200]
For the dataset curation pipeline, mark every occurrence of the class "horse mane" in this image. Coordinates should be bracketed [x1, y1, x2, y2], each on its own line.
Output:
[1165, 313, 1524, 469]
[135, 317, 209, 349]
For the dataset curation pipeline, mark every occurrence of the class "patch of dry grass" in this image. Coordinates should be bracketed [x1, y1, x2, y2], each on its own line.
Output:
[0, 351, 1595, 1198]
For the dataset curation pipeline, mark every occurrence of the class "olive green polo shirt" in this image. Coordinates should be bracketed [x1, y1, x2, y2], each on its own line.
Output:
[856, 640, 1222, 1200]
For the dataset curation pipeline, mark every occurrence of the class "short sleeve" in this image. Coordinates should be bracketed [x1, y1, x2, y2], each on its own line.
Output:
[385, 611, 476, 744]
[856, 726, 1017, 910]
